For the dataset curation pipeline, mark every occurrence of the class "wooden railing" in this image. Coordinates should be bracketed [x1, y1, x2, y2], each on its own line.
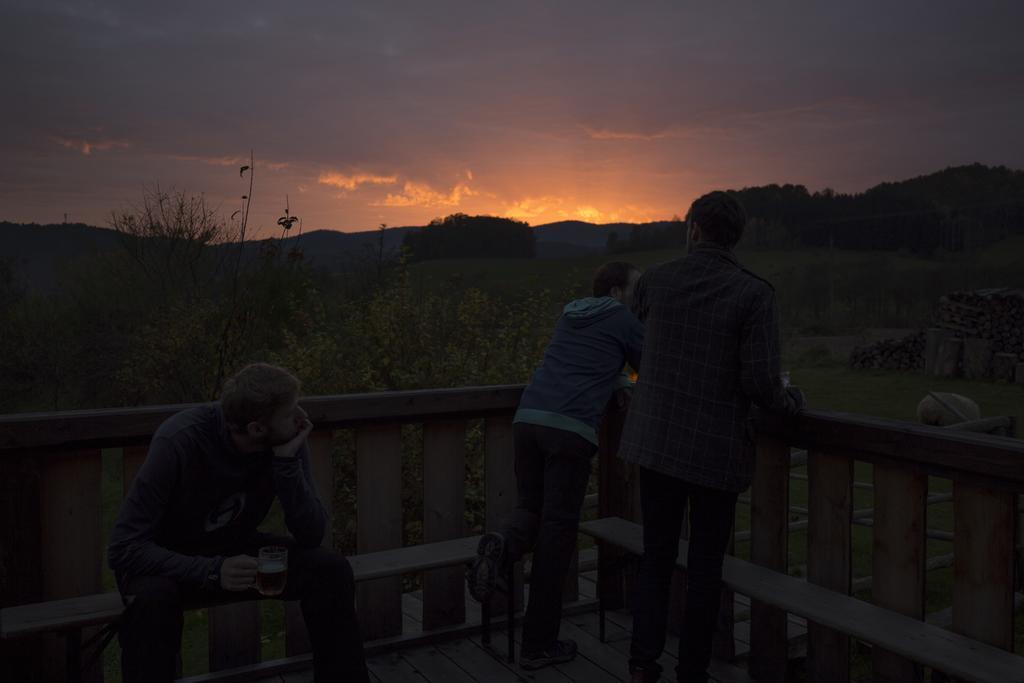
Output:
[0, 386, 526, 681]
[749, 410, 1022, 681]
[595, 407, 1024, 681]
[2, 389, 1022, 682]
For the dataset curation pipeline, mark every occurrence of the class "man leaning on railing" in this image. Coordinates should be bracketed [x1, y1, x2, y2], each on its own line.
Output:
[107, 363, 369, 683]
[620, 191, 806, 683]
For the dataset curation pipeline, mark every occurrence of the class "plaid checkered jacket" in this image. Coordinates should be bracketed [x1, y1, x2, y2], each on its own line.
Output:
[618, 243, 799, 492]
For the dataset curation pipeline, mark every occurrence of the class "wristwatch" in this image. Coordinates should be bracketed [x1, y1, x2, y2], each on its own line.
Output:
[203, 559, 223, 591]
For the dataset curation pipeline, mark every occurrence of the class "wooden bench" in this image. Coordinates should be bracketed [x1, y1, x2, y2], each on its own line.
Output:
[0, 534, 516, 682]
[580, 516, 1024, 683]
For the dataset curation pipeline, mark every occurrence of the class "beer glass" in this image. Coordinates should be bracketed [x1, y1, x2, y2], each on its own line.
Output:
[256, 546, 288, 596]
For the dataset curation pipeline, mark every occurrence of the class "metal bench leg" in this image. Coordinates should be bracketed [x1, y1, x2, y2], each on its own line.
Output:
[507, 562, 515, 664]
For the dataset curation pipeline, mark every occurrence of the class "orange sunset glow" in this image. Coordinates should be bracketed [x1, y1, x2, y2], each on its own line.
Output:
[2, 3, 1023, 234]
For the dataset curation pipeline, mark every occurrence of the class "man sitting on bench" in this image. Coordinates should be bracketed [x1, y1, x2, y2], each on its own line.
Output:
[107, 363, 369, 683]
[467, 262, 644, 670]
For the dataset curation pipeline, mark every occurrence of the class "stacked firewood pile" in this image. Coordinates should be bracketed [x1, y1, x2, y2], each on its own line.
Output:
[849, 331, 926, 371]
[849, 288, 1024, 381]
[935, 288, 1024, 356]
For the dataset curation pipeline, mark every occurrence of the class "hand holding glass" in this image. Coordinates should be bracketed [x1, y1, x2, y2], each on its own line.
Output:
[256, 546, 288, 596]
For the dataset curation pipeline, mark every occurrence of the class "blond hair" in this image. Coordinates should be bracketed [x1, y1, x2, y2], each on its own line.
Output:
[220, 363, 301, 427]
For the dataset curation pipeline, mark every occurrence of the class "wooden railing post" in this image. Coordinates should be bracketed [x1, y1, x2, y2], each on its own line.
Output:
[286, 430, 336, 656]
[122, 444, 149, 492]
[807, 449, 852, 683]
[484, 416, 523, 614]
[0, 453, 43, 682]
[356, 424, 404, 640]
[422, 419, 468, 630]
[39, 449, 103, 682]
[597, 399, 634, 611]
[749, 435, 789, 682]
[952, 481, 1016, 649]
[871, 462, 926, 682]
[209, 601, 261, 672]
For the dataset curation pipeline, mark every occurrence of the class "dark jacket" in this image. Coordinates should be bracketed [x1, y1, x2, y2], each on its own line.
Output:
[515, 296, 644, 445]
[107, 404, 326, 590]
[618, 244, 801, 492]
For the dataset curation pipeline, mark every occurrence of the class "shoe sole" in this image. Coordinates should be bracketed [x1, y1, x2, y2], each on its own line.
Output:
[467, 533, 505, 603]
[519, 652, 576, 670]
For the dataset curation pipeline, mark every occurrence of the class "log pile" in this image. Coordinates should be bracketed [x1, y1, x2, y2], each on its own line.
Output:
[849, 288, 1023, 379]
[849, 331, 926, 371]
[935, 288, 1024, 357]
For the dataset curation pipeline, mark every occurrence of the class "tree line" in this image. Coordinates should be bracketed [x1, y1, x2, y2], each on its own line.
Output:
[609, 164, 1024, 255]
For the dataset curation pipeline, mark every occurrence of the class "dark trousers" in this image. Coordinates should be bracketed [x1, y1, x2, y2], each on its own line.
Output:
[630, 467, 737, 683]
[118, 535, 368, 683]
[499, 422, 596, 652]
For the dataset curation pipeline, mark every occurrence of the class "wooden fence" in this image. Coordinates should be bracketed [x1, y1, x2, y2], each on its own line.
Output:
[2, 388, 1022, 681]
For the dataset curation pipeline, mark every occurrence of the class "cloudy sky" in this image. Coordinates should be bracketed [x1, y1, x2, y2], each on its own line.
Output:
[2, 1, 1023, 234]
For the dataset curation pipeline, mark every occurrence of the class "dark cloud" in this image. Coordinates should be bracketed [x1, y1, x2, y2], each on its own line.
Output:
[1, 1, 1022, 228]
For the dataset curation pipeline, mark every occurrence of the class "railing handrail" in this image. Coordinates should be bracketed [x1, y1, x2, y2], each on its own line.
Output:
[2, 387, 1021, 486]
[757, 409, 1024, 488]
[0, 384, 526, 454]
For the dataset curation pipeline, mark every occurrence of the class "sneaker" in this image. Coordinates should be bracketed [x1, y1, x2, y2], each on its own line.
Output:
[466, 531, 506, 603]
[519, 639, 578, 670]
[626, 663, 659, 679]
[630, 666, 661, 683]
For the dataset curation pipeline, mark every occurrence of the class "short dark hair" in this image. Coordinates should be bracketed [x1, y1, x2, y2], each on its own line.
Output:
[593, 261, 638, 297]
[687, 191, 747, 249]
[221, 363, 301, 427]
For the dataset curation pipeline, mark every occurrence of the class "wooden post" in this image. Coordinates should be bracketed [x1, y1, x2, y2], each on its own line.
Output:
[952, 481, 1016, 649]
[925, 328, 950, 376]
[0, 453, 43, 682]
[749, 436, 790, 683]
[871, 463, 926, 682]
[807, 450, 852, 683]
[484, 416, 523, 614]
[356, 424, 404, 640]
[39, 450, 103, 683]
[936, 338, 963, 378]
[122, 444, 149, 493]
[992, 353, 1018, 383]
[208, 602, 261, 671]
[422, 419, 468, 630]
[597, 399, 633, 611]
[962, 338, 993, 380]
[286, 430, 336, 656]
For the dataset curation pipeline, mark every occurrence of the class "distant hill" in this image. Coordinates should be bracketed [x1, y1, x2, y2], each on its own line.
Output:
[6, 163, 1024, 291]
[1, 222, 121, 292]
[0, 220, 620, 291]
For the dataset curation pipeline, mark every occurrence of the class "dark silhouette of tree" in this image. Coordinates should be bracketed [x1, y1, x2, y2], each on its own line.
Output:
[403, 213, 535, 260]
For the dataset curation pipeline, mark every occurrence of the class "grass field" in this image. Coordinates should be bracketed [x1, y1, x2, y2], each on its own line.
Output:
[409, 236, 1024, 333]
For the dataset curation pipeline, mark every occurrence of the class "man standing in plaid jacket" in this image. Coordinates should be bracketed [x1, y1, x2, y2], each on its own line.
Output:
[621, 191, 805, 683]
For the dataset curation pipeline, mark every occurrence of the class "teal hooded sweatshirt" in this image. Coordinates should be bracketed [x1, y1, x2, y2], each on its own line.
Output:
[514, 297, 644, 444]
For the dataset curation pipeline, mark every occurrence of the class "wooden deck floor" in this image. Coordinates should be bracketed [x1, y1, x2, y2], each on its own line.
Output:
[251, 572, 776, 683]
[255, 609, 754, 683]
